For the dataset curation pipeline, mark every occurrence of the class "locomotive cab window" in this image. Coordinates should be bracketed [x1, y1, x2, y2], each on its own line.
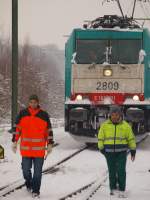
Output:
[111, 39, 142, 64]
[76, 39, 142, 64]
[76, 40, 108, 64]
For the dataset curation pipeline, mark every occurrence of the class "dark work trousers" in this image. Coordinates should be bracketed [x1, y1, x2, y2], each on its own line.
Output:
[21, 157, 44, 194]
[105, 151, 127, 191]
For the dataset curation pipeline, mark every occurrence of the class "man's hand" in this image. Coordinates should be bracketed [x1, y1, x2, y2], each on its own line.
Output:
[47, 144, 53, 154]
[12, 142, 17, 153]
[44, 144, 53, 160]
[131, 150, 136, 162]
[131, 155, 135, 162]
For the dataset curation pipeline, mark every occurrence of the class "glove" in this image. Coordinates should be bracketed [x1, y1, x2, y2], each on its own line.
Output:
[100, 149, 105, 155]
[12, 142, 17, 153]
[131, 150, 136, 162]
[47, 144, 53, 155]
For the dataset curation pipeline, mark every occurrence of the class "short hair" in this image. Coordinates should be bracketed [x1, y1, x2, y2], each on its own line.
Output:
[29, 94, 39, 102]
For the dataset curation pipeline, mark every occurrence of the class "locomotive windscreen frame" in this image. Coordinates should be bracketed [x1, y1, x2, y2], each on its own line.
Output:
[76, 39, 142, 64]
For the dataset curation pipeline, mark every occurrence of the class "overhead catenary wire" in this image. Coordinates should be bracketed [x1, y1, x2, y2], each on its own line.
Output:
[116, 0, 125, 18]
[139, 2, 150, 25]
[127, 0, 135, 16]
[132, 0, 137, 18]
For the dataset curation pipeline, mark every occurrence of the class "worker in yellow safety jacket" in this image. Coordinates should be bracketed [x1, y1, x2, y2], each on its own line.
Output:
[98, 105, 136, 198]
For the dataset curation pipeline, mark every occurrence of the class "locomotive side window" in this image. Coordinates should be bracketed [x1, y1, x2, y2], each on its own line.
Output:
[76, 39, 142, 64]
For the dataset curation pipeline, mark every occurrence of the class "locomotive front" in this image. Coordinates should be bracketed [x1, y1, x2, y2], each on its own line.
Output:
[65, 24, 150, 143]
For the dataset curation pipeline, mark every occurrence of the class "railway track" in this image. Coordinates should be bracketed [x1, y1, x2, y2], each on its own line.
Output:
[0, 145, 87, 198]
[58, 133, 148, 200]
[0, 133, 148, 199]
[59, 172, 108, 200]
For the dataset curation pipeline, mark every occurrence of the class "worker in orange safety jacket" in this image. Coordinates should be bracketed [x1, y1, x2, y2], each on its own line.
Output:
[12, 94, 54, 198]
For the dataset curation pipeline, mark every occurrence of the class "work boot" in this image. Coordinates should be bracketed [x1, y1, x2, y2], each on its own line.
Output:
[27, 187, 32, 192]
[110, 190, 115, 195]
[118, 191, 127, 198]
[32, 192, 40, 198]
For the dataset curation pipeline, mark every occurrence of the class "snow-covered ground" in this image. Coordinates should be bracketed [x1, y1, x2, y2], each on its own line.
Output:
[0, 125, 85, 188]
[91, 136, 150, 200]
[0, 125, 150, 200]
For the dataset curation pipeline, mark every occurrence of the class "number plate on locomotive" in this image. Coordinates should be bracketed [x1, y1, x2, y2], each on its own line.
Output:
[96, 81, 119, 91]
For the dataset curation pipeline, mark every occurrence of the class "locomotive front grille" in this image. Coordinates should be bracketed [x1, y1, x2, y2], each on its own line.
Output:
[69, 108, 88, 121]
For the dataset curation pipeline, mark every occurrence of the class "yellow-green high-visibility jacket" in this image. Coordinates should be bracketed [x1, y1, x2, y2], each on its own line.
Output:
[98, 119, 136, 153]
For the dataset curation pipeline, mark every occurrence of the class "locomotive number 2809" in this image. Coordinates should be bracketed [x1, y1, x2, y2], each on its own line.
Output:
[96, 81, 119, 91]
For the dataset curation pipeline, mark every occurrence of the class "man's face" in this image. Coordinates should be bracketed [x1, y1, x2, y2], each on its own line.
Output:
[29, 99, 39, 109]
[110, 112, 121, 124]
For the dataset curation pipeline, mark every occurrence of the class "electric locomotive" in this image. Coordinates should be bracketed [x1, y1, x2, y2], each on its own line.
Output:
[65, 14, 150, 143]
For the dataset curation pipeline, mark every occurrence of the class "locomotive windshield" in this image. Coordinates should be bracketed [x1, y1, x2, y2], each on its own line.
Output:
[76, 39, 142, 64]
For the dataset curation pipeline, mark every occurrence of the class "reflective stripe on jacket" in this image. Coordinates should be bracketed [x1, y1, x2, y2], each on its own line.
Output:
[98, 119, 136, 153]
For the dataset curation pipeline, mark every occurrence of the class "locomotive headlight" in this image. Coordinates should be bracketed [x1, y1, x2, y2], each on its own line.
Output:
[133, 95, 139, 101]
[103, 69, 112, 76]
[76, 95, 83, 101]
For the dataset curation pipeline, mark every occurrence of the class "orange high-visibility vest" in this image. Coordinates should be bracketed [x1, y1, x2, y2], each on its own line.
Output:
[13, 107, 53, 157]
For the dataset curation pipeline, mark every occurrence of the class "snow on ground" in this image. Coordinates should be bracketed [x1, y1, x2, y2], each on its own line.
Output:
[0, 124, 107, 199]
[40, 150, 106, 200]
[0, 125, 23, 185]
[0, 125, 85, 188]
[0, 124, 150, 200]
[92, 136, 150, 200]
[2, 150, 107, 200]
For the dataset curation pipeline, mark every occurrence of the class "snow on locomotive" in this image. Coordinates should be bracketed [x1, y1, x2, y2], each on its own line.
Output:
[65, 15, 150, 143]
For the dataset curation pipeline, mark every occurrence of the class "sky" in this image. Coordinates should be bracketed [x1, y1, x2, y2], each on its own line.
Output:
[0, 0, 150, 49]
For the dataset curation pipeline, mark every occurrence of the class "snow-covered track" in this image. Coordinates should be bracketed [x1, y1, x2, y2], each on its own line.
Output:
[43, 146, 87, 174]
[0, 133, 148, 199]
[0, 146, 87, 198]
[59, 172, 108, 200]
[58, 133, 148, 200]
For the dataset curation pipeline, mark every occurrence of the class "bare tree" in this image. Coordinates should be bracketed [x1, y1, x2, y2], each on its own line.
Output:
[0, 34, 11, 121]
[0, 34, 64, 122]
